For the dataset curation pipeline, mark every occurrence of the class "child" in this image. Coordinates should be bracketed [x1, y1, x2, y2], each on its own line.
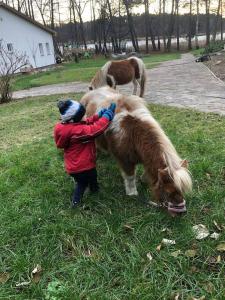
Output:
[54, 99, 116, 208]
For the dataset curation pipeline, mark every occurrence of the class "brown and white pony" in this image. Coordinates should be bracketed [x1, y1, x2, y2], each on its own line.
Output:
[81, 87, 192, 215]
[89, 57, 146, 98]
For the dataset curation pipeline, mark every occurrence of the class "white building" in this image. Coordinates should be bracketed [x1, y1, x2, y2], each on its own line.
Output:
[0, 2, 56, 70]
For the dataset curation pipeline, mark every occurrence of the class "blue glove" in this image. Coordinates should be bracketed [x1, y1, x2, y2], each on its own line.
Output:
[102, 109, 115, 121]
[98, 108, 107, 117]
[108, 103, 116, 113]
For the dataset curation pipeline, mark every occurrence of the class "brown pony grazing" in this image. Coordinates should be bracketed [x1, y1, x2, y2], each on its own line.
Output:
[89, 56, 146, 98]
[81, 87, 192, 215]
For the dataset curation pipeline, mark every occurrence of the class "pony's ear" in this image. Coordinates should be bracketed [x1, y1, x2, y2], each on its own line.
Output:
[158, 168, 169, 183]
[181, 159, 188, 168]
[106, 75, 114, 87]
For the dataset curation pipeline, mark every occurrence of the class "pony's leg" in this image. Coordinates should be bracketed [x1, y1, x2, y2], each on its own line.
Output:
[140, 170, 148, 183]
[132, 79, 138, 95]
[120, 164, 138, 196]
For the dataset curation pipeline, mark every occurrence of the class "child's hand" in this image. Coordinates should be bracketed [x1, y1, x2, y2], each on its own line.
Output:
[102, 109, 115, 121]
[108, 103, 116, 113]
[98, 108, 107, 117]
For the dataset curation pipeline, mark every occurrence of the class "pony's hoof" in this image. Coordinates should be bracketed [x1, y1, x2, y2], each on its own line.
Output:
[126, 190, 138, 196]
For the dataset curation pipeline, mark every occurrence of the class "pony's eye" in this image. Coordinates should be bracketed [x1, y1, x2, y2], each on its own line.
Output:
[89, 87, 93, 91]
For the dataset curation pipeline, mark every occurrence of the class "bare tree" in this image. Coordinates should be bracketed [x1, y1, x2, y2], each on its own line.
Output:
[212, 0, 222, 42]
[188, 0, 193, 50]
[123, 0, 139, 52]
[0, 43, 28, 103]
[205, 0, 211, 45]
[166, 0, 176, 51]
[221, 0, 224, 40]
[175, 0, 180, 50]
[195, 0, 200, 49]
[34, 0, 49, 26]
[72, 0, 88, 49]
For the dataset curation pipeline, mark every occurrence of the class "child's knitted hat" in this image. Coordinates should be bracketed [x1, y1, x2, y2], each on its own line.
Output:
[57, 99, 86, 122]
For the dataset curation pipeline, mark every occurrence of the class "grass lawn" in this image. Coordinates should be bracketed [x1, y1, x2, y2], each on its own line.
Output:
[191, 48, 205, 57]
[12, 52, 181, 92]
[0, 94, 225, 299]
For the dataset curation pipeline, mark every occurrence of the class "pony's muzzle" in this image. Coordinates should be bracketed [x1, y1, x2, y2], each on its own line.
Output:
[167, 200, 187, 214]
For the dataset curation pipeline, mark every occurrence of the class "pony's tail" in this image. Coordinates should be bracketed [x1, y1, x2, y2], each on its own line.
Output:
[140, 67, 146, 98]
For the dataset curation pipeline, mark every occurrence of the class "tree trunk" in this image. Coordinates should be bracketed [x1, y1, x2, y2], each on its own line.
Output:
[205, 0, 210, 45]
[166, 0, 176, 51]
[106, 0, 119, 52]
[212, 0, 222, 41]
[158, 0, 161, 50]
[144, 0, 149, 53]
[221, 0, 224, 40]
[73, 1, 87, 50]
[50, 0, 54, 30]
[195, 0, 199, 49]
[162, 0, 166, 50]
[123, 0, 139, 52]
[188, 0, 192, 50]
[176, 0, 180, 51]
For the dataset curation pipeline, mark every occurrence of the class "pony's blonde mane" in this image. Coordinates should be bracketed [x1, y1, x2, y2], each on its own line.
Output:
[131, 108, 192, 194]
[91, 61, 112, 88]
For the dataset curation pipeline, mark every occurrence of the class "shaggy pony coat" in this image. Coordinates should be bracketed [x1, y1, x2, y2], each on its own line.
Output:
[81, 87, 192, 214]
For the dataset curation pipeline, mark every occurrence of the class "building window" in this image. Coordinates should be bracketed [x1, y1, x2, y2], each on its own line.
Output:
[39, 43, 44, 56]
[45, 43, 51, 55]
[7, 43, 13, 52]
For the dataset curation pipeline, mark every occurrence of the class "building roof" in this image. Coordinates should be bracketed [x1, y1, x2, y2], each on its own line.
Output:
[0, 2, 56, 35]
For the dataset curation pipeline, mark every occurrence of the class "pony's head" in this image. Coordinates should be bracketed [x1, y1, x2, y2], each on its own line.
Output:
[89, 66, 116, 91]
[153, 160, 192, 215]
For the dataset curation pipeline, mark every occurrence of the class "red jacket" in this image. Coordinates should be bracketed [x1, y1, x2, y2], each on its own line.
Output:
[54, 114, 109, 174]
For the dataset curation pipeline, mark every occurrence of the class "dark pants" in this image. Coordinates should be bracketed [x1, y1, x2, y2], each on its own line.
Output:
[70, 168, 99, 206]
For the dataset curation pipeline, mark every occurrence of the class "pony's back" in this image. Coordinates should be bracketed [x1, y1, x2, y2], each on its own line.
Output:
[81, 86, 146, 115]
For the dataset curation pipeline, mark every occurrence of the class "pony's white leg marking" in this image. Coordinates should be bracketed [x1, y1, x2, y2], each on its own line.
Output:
[121, 172, 138, 196]
[132, 79, 138, 95]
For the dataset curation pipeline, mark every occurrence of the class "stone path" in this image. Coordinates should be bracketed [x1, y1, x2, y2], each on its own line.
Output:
[13, 53, 225, 115]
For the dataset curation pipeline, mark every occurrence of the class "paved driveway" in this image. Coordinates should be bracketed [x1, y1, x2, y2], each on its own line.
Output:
[13, 53, 225, 115]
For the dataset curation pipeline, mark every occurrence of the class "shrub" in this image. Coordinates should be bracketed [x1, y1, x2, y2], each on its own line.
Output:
[0, 43, 28, 103]
[203, 41, 224, 54]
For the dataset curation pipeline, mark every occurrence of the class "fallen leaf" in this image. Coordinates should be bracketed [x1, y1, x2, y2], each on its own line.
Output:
[185, 249, 197, 258]
[123, 224, 134, 231]
[161, 227, 172, 234]
[204, 281, 215, 293]
[192, 224, 209, 240]
[189, 266, 199, 273]
[210, 232, 220, 240]
[171, 250, 181, 258]
[206, 173, 211, 179]
[216, 243, 225, 252]
[217, 255, 221, 263]
[146, 252, 153, 261]
[148, 201, 160, 207]
[213, 220, 222, 231]
[0, 272, 10, 284]
[174, 294, 180, 300]
[15, 281, 31, 288]
[84, 249, 92, 257]
[161, 228, 168, 232]
[156, 244, 162, 251]
[162, 238, 176, 245]
[31, 264, 42, 283]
